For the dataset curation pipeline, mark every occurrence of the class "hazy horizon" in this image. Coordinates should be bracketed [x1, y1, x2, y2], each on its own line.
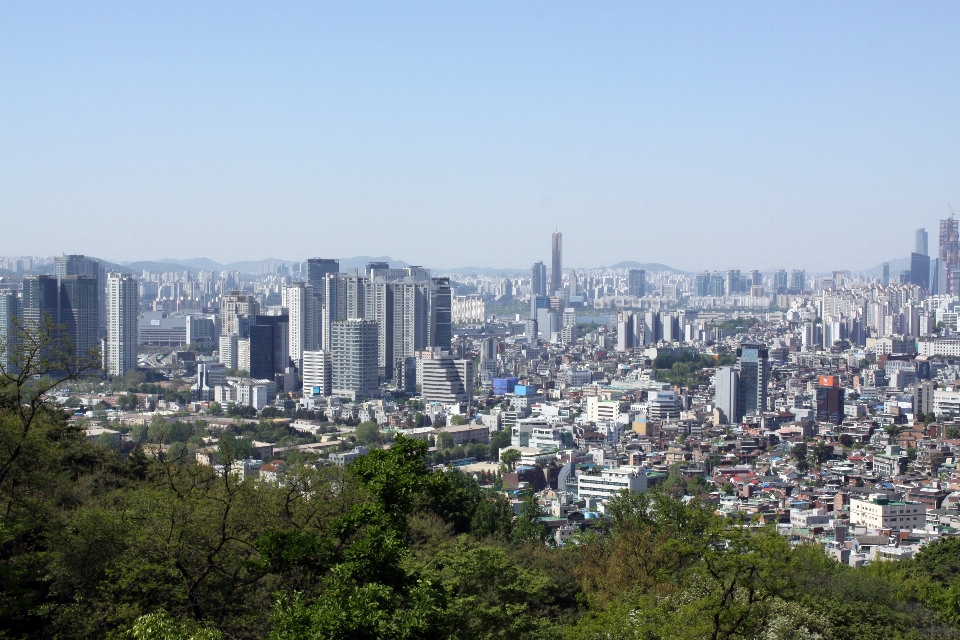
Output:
[2, 1, 958, 271]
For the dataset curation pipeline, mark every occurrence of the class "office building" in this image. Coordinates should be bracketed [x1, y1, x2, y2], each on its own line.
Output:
[59, 275, 99, 359]
[421, 355, 473, 404]
[815, 375, 844, 424]
[283, 282, 318, 369]
[105, 273, 138, 377]
[916, 228, 929, 256]
[736, 340, 769, 417]
[714, 366, 739, 424]
[55, 255, 105, 337]
[306, 258, 340, 299]
[551, 231, 563, 295]
[22, 275, 59, 335]
[331, 319, 379, 400]
[430, 277, 452, 351]
[750, 270, 762, 287]
[725, 270, 740, 295]
[191, 362, 226, 401]
[221, 291, 259, 336]
[709, 273, 725, 297]
[882, 262, 890, 286]
[0, 290, 22, 372]
[531, 262, 547, 298]
[850, 495, 925, 532]
[790, 270, 805, 291]
[248, 314, 289, 381]
[628, 269, 646, 298]
[941, 214, 960, 295]
[365, 261, 389, 276]
[693, 274, 710, 297]
[301, 349, 332, 397]
[219, 334, 238, 370]
[773, 270, 788, 291]
[910, 252, 931, 292]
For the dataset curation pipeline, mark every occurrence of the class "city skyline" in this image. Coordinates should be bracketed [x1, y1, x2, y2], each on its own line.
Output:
[2, 1, 959, 270]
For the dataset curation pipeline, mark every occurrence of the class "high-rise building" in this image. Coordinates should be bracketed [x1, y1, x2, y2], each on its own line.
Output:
[714, 366, 739, 424]
[22, 275, 59, 331]
[248, 314, 289, 381]
[531, 262, 547, 298]
[616, 311, 642, 352]
[421, 355, 473, 404]
[693, 274, 710, 297]
[59, 275, 99, 359]
[882, 262, 890, 286]
[561, 308, 577, 344]
[643, 311, 660, 346]
[910, 252, 931, 292]
[750, 270, 762, 287]
[221, 291, 259, 336]
[365, 261, 389, 276]
[736, 340, 769, 417]
[551, 231, 563, 295]
[773, 270, 788, 292]
[283, 282, 318, 369]
[430, 277, 452, 351]
[0, 290, 22, 372]
[105, 273, 138, 377]
[940, 214, 960, 295]
[306, 258, 340, 299]
[916, 228, 929, 256]
[790, 270, 805, 291]
[815, 375, 844, 424]
[219, 334, 238, 370]
[709, 273, 725, 297]
[725, 270, 740, 295]
[628, 269, 646, 298]
[301, 350, 332, 397]
[331, 319, 379, 400]
[55, 255, 105, 338]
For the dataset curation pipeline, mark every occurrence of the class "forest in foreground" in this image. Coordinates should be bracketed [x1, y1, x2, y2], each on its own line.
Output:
[4, 338, 960, 639]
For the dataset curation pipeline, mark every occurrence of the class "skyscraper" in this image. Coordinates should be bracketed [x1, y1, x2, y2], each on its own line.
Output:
[429, 277, 452, 351]
[0, 289, 22, 372]
[882, 262, 890, 286]
[736, 340, 769, 417]
[628, 269, 646, 298]
[916, 228, 929, 256]
[306, 258, 340, 295]
[550, 231, 562, 295]
[531, 262, 547, 298]
[815, 375, 844, 424]
[750, 270, 762, 287]
[910, 252, 931, 292]
[773, 270, 788, 291]
[22, 275, 58, 331]
[105, 273, 138, 377]
[714, 366, 739, 424]
[221, 291, 259, 336]
[55, 255, 105, 338]
[59, 275, 99, 359]
[283, 282, 318, 369]
[725, 270, 740, 295]
[248, 314, 289, 380]
[331, 319, 379, 400]
[940, 214, 959, 294]
[790, 270, 805, 291]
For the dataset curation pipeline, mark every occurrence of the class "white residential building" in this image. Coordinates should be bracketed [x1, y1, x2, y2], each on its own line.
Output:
[302, 349, 332, 397]
[105, 273, 138, 376]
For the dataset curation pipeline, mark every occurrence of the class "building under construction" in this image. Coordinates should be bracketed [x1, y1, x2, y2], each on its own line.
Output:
[940, 211, 959, 295]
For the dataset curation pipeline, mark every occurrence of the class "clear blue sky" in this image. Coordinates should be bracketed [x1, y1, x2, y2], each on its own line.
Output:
[2, 1, 958, 271]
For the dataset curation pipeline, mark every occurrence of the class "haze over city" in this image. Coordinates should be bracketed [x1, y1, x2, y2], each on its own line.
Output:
[2, 1, 959, 270]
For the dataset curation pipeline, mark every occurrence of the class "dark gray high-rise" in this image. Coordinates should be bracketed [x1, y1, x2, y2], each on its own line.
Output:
[531, 262, 547, 298]
[55, 255, 105, 338]
[307, 258, 340, 301]
[550, 232, 562, 295]
[736, 340, 768, 417]
[628, 269, 646, 298]
[58, 275, 99, 358]
[910, 252, 931, 292]
[430, 277, 452, 351]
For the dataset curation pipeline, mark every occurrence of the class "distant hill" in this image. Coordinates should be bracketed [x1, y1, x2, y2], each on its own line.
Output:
[864, 257, 912, 277]
[604, 261, 687, 274]
[129, 256, 411, 275]
[434, 266, 529, 276]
